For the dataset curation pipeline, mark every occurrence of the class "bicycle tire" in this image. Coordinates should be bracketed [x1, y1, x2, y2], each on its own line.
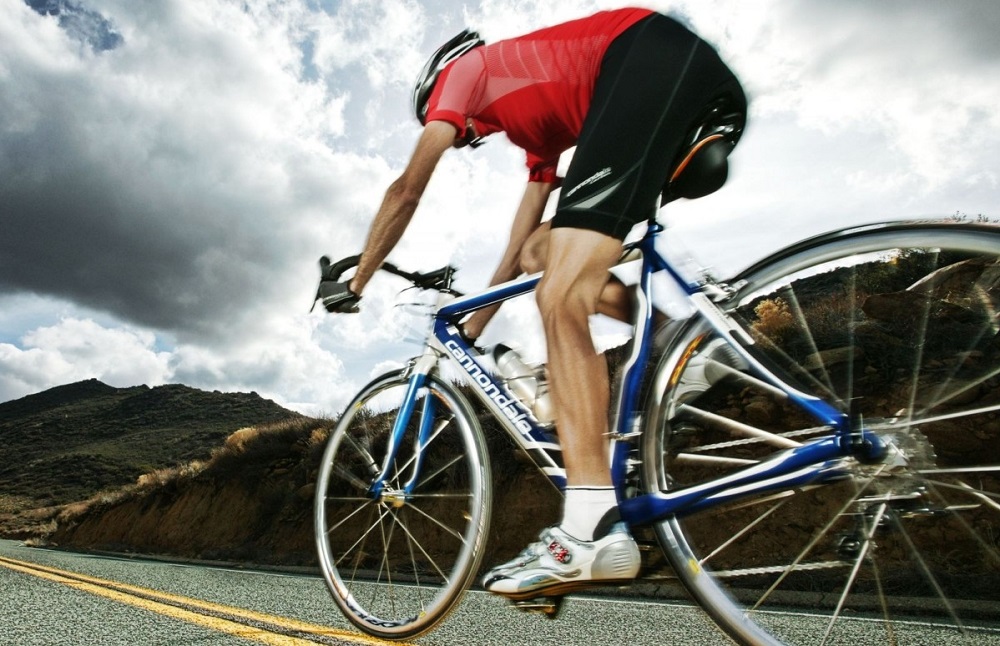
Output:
[314, 369, 492, 639]
[641, 222, 1000, 645]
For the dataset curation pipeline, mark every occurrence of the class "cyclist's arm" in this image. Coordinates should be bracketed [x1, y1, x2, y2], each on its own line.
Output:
[461, 179, 556, 339]
[349, 121, 458, 295]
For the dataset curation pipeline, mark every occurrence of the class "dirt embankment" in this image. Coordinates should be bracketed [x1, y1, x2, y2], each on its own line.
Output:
[32, 415, 561, 569]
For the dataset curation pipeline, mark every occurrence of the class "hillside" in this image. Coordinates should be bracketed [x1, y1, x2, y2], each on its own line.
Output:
[10, 399, 561, 569]
[0, 378, 561, 567]
[0, 379, 303, 512]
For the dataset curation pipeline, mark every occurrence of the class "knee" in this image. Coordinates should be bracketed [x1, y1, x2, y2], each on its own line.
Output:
[535, 278, 558, 321]
[535, 275, 591, 328]
[519, 224, 550, 274]
[520, 247, 542, 275]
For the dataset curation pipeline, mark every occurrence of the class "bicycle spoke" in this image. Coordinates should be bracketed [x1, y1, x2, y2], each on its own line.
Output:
[750, 471, 882, 612]
[346, 504, 381, 598]
[340, 428, 380, 476]
[325, 497, 376, 536]
[870, 559, 897, 646]
[402, 499, 468, 544]
[820, 502, 887, 645]
[333, 502, 391, 570]
[411, 454, 465, 493]
[844, 265, 859, 408]
[918, 332, 995, 416]
[387, 507, 454, 583]
[400, 507, 427, 614]
[387, 415, 454, 489]
[919, 465, 1000, 475]
[376, 504, 398, 614]
[747, 330, 842, 404]
[918, 479, 1000, 565]
[911, 399, 1000, 426]
[678, 404, 802, 449]
[698, 496, 790, 565]
[921, 478, 1000, 503]
[780, 284, 835, 394]
[889, 511, 969, 635]
[904, 252, 938, 426]
[331, 462, 375, 494]
[953, 480, 1000, 512]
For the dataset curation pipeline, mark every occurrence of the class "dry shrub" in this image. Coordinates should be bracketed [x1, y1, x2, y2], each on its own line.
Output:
[23, 532, 55, 548]
[223, 426, 258, 454]
[136, 460, 207, 489]
[750, 297, 795, 344]
[0, 504, 63, 542]
[798, 293, 860, 350]
[0, 495, 36, 515]
[307, 427, 329, 449]
[57, 499, 94, 525]
[137, 467, 179, 489]
[209, 417, 330, 480]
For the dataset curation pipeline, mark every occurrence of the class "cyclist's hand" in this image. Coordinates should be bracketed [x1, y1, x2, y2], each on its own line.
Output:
[318, 280, 361, 314]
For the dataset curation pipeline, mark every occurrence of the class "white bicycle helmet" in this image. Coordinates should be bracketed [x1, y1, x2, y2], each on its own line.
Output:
[412, 28, 484, 124]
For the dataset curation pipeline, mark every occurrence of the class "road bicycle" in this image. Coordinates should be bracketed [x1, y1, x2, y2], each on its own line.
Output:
[311, 134, 1000, 642]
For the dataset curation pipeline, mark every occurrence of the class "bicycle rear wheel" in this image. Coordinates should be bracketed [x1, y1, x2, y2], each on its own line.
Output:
[314, 369, 491, 639]
[643, 222, 1000, 645]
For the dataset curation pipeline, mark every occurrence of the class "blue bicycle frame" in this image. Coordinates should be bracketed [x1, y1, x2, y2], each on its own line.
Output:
[375, 221, 886, 527]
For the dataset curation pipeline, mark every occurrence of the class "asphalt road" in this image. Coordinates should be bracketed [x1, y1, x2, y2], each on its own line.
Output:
[0, 538, 731, 646]
[2, 539, 999, 645]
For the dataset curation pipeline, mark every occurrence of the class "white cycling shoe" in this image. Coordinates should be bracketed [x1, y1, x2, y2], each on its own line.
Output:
[482, 522, 641, 599]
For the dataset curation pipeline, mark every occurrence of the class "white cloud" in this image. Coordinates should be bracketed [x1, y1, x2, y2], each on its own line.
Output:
[310, 0, 427, 87]
[0, 318, 171, 398]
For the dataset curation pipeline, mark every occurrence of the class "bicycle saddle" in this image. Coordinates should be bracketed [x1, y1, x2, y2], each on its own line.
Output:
[661, 97, 745, 205]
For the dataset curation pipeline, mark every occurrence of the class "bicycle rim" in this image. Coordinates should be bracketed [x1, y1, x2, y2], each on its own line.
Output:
[643, 223, 1000, 645]
[314, 370, 491, 639]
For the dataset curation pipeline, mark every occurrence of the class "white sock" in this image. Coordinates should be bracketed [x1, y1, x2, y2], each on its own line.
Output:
[560, 486, 617, 541]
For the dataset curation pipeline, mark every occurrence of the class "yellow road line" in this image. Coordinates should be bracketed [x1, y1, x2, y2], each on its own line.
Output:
[0, 555, 411, 646]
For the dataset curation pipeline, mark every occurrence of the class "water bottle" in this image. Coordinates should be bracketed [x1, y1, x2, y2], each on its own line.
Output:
[491, 344, 556, 427]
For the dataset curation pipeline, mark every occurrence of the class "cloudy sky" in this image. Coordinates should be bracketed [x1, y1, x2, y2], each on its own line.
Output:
[2, 0, 998, 416]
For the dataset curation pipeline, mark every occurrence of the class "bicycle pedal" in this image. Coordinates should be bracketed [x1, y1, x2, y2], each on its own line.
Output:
[509, 595, 564, 619]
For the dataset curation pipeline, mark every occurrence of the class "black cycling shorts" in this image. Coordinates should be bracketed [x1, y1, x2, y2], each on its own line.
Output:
[552, 14, 747, 240]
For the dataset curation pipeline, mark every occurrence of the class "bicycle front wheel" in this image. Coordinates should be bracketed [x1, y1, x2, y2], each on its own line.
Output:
[643, 222, 1000, 645]
[314, 369, 491, 640]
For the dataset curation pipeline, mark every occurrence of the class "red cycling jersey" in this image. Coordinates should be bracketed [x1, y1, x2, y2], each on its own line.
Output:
[424, 8, 654, 183]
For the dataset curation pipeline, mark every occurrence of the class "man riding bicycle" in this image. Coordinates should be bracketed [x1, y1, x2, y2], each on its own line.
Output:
[328, 7, 747, 600]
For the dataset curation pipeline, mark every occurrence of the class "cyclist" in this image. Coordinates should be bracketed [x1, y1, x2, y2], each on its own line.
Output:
[327, 8, 747, 600]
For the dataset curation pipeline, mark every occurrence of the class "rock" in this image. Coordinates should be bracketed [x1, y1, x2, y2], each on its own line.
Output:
[803, 346, 864, 371]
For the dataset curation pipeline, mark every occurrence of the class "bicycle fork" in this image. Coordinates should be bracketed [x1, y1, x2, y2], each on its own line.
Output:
[366, 351, 440, 502]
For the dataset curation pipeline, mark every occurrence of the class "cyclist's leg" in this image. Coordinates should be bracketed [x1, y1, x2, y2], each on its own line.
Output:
[521, 222, 632, 322]
[482, 227, 642, 598]
[536, 226, 623, 489]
